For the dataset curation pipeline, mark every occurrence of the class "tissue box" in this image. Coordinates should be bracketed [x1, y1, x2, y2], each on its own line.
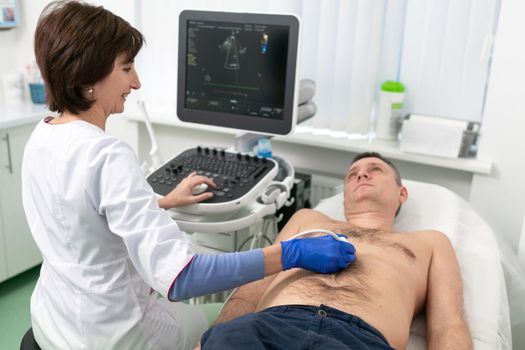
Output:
[400, 115, 477, 158]
[29, 83, 46, 104]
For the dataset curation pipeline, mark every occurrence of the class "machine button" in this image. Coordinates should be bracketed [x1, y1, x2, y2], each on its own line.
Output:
[214, 191, 225, 197]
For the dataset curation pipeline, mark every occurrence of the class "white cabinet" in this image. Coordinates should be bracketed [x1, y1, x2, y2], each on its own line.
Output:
[0, 205, 7, 282]
[519, 215, 525, 270]
[0, 122, 42, 283]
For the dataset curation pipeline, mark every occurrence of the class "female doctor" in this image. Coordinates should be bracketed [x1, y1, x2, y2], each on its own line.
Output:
[22, 1, 356, 349]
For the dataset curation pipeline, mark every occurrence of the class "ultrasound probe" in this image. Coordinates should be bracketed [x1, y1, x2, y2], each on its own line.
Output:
[286, 229, 349, 242]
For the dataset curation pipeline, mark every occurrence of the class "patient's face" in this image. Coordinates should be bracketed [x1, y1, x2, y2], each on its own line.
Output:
[343, 157, 406, 215]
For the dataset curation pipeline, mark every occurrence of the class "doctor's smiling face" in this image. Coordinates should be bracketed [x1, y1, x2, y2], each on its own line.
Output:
[91, 54, 141, 116]
[343, 153, 407, 218]
[34, 0, 144, 119]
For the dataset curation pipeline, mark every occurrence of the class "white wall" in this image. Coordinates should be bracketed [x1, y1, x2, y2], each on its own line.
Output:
[470, 0, 525, 253]
[0, 1, 134, 102]
[518, 215, 525, 269]
[461, 1, 525, 347]
[0, 0, 47, 101]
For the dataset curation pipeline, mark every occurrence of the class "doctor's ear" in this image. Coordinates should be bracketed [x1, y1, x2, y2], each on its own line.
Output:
[84, 86, 94, 99]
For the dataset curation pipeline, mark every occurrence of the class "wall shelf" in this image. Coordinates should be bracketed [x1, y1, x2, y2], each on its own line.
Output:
[123, 107, 492, 175]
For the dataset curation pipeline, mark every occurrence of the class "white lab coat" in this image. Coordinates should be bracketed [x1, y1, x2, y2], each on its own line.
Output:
[21, 119, 207, 349]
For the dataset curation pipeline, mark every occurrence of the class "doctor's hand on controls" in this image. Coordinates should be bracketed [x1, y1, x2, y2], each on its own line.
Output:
[21, 1, 357, 350]
[159, 172, 216, 208]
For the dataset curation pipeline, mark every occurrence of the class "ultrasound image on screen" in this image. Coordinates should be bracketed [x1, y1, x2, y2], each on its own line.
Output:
[185, 20, 289, 120]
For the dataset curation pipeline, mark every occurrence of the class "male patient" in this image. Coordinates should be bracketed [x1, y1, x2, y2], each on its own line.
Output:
[200, 152, 472, 349]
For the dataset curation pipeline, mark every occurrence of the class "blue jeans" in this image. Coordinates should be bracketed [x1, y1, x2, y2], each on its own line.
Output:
[201, 304, 395, 349]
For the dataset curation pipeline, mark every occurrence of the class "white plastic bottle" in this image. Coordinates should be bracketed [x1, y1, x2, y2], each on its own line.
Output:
[376, 81, 405, 140]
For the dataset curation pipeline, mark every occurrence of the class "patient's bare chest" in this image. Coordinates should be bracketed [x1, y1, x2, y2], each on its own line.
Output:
[272, 230, 430, 311]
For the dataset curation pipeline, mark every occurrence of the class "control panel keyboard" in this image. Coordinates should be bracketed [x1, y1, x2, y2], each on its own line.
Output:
[147, 146, 278, 211]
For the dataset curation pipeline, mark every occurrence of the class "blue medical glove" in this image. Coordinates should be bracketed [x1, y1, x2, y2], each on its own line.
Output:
[281, 235, 356, 273]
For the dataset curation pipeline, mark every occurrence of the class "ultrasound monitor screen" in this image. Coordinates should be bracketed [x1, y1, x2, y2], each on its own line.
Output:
[177, 11, 299, 135]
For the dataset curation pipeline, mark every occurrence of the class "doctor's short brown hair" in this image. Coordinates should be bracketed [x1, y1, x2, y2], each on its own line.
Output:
[34, 0, 144, 114]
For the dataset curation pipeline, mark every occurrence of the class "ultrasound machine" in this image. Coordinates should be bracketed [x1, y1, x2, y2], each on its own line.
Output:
[143, 10, 315, 251]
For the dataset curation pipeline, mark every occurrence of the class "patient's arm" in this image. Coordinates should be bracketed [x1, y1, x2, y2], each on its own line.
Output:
[213, 209, 317, 325]
[425, 231, 473, 349]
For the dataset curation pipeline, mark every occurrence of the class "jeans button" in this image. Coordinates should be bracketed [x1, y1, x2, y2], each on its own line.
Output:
[318, 310, 327, 317]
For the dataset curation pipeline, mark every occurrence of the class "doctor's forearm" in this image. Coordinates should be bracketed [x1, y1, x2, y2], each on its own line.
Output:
[169, 244, 284, 301]
[169, 250, 265, 301]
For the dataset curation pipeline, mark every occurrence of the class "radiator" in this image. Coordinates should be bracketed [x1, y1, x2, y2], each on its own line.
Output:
[310, 174, 344, 208]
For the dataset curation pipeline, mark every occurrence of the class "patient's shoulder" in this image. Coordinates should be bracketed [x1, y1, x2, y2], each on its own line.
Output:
[276, 209, 334, 241]
[291, 208, 331, 222]
[411, 230, 454, 251]
[286, 209, 335, 231]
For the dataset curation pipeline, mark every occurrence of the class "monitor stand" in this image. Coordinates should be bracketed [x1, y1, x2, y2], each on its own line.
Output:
[234, 132, 267, 154]
[233, 79, 317, 154]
